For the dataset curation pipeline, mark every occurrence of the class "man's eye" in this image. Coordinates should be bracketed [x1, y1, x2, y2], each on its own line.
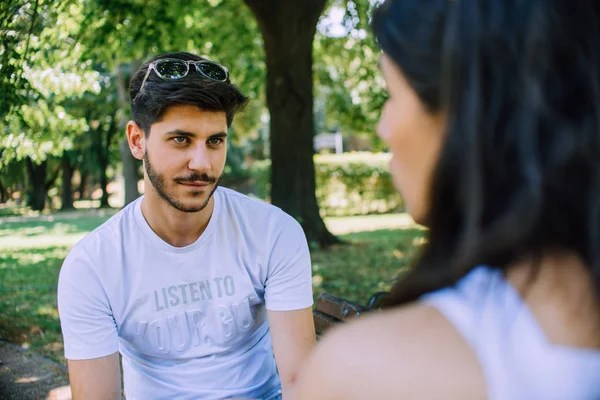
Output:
[208, 138, 223, 146]
[173, 137, 188, 144]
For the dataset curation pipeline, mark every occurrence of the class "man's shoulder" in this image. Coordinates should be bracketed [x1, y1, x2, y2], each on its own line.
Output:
[218, 187, 277, 210]
[68, 198, 139, 257]
[218, 187, 295, 225]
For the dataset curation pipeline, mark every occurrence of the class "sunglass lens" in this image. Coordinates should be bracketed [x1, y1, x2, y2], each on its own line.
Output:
[197, 63, 228, 81]
[156, 60, 188, 79]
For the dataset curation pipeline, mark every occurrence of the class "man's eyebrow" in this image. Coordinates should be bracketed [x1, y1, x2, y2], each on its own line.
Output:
[164, 129, 196, 137]
[163, 130, 228, 139]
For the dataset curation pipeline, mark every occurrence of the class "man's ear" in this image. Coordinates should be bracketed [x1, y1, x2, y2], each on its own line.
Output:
[126, 121, 145, 161]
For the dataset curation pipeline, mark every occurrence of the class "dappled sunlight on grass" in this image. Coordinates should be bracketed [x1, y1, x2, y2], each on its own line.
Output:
[8, 221, 74, 237]
[393, 249, 405, 258]
[311, 226, 426, 304]
[36, 305, 60, 318]
[0, 246, 69, 286]
[0, 214, 111, 251]
[0, 234, 86, 250]
[43, 342, 64, 352]
[325, 212, 424, 235]
[0, 213, 113, 238]
[0, 225, 47, 238]
[0, 287, 63, 363]
[412, 236, 428, 246]
[18, 252, 46, 265]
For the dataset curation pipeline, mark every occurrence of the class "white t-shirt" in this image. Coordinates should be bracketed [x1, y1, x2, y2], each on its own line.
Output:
[422, 266, 600, 400]
[57, 187, 313, 400]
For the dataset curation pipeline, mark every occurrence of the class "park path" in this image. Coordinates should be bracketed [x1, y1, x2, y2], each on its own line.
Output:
[0, 208, 117, 225]
[0, 341, 71, 400]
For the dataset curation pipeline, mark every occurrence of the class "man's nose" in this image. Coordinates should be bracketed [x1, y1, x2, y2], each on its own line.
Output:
[188, 145, 212, 172]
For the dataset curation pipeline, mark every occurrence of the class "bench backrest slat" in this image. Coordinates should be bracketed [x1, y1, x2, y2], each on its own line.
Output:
[313, 291, 389, 337]
[315, 293, 365, 321]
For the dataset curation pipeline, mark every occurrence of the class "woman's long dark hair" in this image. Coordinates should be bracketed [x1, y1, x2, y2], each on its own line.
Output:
[372, 0, 600, 306]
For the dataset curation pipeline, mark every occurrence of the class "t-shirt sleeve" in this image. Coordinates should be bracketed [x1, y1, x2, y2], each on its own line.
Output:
[57, 246, 119, 360]
[264, 216, 314, 311]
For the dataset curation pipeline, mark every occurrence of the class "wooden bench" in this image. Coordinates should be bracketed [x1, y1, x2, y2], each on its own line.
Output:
[313, 291, 389, 337]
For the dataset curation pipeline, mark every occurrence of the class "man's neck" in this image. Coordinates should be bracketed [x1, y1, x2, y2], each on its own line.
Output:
[140, 190, 215, 248]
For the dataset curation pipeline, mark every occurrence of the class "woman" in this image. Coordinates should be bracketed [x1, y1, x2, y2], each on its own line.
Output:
[294, 0, 600, 398]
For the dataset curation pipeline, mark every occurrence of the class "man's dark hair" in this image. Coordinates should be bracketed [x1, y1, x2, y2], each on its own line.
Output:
[129, 51, 248, 134]
[372, 0, 600, 306]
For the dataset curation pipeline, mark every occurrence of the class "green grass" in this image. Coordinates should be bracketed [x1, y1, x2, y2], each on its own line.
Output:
[0, 209, 425, 364]
[0, 204, 32, 218]
[311, 227, 425, 303]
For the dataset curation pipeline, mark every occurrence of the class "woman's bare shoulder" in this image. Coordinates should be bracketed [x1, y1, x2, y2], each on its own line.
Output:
[292, 303, 486, 400]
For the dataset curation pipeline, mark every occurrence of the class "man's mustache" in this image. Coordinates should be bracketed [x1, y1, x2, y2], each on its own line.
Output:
[174, 173, 218, 184]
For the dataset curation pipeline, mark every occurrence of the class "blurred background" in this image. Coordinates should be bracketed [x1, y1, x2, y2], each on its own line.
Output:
[0, 0, 426, 369]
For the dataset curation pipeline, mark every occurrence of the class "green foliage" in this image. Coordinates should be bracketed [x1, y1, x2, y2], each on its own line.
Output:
[314, 0, 388, 147]
[0, 158, 27, 192]
[0, 0, 54, 119]
[70, 0, 267, 145]
[1, 0, 95, 113]
[1, 0, 100, 166]
[315, 152, 402, 216]
[248, 158, 271, 200]
[3, 101, 88, 165]
[77, 0, 265, 98]
[250, 152, 402, 216]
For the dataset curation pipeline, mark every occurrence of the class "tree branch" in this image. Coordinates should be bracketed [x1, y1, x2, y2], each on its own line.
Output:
[45, 161, 60, 191]
[16, 0, 40, 88]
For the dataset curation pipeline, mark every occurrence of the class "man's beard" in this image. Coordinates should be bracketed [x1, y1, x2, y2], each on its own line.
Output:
[144, 151, 221, 213]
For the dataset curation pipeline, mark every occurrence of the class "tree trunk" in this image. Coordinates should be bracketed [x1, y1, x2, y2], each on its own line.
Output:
[244, 0, 339, 247]
[0, 178, 7, 203]
[99, 115, 118, 208]
[116, 62, 141, 206]
[44, 161, 61, 212]
[61, 152, 75, 210]
[99, 170, 110, 207]
[120, 139, 140, 205]
[78, 170, 88, 200]
[26, 157, 47, 211]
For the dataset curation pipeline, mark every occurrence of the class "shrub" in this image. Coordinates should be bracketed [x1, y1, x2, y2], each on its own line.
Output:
[248, 152, 403, 217]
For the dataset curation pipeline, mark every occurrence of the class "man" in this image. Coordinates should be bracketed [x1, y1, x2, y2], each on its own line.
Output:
[57, 52, 316, 400]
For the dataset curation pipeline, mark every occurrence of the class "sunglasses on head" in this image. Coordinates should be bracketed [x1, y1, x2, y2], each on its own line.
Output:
[134, 58, 229, 101]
